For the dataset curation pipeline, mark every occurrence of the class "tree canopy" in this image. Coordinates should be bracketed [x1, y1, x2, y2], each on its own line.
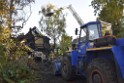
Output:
[0, 0, 35, 35]
[39, 3, 66, 49]
[0, 0, 35, 82]
[91, 0, 124, 37]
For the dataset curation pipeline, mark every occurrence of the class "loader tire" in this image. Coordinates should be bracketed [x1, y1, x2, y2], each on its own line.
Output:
[61, 56, 75, 81]
[86, 58, 118, 83]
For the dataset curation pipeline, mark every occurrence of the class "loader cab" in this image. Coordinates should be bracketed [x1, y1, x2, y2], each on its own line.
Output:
[79, 21, 102, 42]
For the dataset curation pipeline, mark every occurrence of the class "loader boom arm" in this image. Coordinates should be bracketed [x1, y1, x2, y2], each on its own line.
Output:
[67, 5, 84, 26]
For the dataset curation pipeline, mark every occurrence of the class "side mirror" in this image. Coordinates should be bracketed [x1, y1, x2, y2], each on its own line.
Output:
[75, 28, 78, 35]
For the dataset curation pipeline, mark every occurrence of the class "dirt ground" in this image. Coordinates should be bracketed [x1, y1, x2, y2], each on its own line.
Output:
[36, 73, 86, 83]
[31, 60, 87, 83]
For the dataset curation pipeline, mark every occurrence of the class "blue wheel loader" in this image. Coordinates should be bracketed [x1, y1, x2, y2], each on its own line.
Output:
[53, 21, 124, 83]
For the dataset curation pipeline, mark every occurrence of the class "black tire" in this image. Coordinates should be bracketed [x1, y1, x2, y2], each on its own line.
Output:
[61, 56, 75, 81]
[86, 58, 118, 83]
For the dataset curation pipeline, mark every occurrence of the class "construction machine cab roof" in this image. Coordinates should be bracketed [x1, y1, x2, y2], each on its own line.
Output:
[81, 21, 101, 29]
[80, 21, 102, 41]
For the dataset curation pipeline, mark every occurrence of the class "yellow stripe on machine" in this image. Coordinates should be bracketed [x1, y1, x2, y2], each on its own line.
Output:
[87, 46, 112, 51]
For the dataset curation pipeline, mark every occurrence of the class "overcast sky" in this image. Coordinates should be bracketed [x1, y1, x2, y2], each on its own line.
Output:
[21, 0, 97, 39]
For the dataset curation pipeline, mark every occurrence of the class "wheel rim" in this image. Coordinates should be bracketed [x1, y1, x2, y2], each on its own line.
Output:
[91, 70, 104, 83]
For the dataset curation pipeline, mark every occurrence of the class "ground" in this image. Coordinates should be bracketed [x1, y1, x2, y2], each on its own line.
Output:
[30, 60, 86, 83]
[36, 71, 86, 83]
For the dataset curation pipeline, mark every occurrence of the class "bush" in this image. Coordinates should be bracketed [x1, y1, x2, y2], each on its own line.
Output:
[0, 41, 37, 83]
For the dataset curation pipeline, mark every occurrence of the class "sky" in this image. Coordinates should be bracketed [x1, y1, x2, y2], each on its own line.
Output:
[21, 0, 97, 39]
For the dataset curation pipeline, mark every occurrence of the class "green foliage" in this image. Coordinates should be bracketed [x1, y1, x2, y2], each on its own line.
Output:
[0, 58, 35, 83]
[0, 37, 37, 83]
[39, 3, 66, 49]
[91, 0, 124, 37]
[118, 27, 124, 37]
[59, 34, 72, 56]
[0, 32, 35, 83]
[0, 0, 36, 82]
[0, 0, 35, 34]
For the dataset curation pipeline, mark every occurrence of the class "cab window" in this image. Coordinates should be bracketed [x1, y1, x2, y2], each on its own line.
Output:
[88, 24, 100, 40]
